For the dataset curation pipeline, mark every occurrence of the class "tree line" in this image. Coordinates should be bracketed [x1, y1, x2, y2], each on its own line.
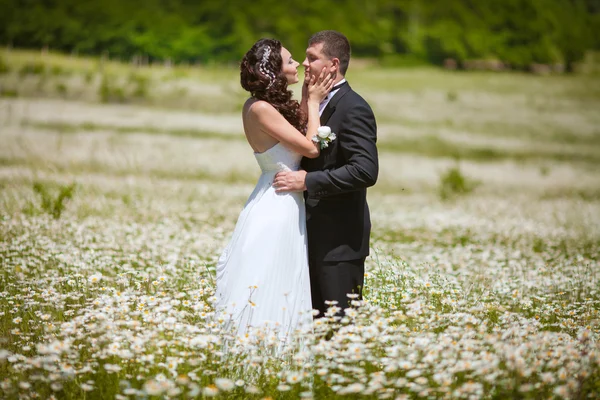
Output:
[1, 0, 598, 70]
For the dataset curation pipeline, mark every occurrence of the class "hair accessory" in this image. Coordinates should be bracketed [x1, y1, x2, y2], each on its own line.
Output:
[259, 46, 276, 89]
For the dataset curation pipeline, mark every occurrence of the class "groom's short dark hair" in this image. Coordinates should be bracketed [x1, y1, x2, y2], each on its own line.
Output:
[309, 30, 351, 76]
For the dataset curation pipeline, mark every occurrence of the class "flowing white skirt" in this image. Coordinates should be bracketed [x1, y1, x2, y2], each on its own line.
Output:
[214, 172, 313, 344]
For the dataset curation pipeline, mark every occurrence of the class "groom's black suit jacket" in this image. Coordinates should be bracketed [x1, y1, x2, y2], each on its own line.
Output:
[301, 82, 378, 263]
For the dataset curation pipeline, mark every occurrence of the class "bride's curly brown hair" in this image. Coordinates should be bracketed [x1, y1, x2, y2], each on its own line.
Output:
[240, 38, 306, 133]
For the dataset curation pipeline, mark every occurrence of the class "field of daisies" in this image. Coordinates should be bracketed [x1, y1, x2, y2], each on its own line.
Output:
[1, 50, 600, 399]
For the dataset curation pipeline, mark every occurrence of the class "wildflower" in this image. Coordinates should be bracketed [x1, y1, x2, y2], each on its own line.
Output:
[203, 385, 219, 397]
[399, 361, 412, 370]
[554, 385, 569, 398]
[338, 383, 365, 394]
[214, 378, 234, 391]
[286, 371, 303, 384]
[394, 378, 408, 387]
[344, 308, 358, 318]
[0, 380, 11, 391]
[81, 384, 94, 391]
[104, 364, 122, 373]
[415, 377, 428, 385]
[50, 383, 63, 392]
[558, 368, 568, 380]
[245, 385, 260, 394]
[188, 384, 200, 397]
[143, 380, 165, 396]
[37, 340, 70, 355]
[541, 372, 555, 384]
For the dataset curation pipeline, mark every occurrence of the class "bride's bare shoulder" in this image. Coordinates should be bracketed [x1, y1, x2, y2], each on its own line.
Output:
[243, 98, 275, 117]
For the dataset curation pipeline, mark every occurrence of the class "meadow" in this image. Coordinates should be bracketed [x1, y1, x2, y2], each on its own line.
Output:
[1, 49, 600, 399]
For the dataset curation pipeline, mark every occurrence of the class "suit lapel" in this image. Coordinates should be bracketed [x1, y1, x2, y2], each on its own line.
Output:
[320, 83, 352, 126]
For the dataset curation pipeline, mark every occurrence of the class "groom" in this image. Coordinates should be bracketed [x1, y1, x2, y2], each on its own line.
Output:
[273, 30, 378, 317]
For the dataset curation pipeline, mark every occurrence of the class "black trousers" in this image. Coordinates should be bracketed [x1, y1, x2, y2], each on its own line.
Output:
[309, 256, 365, 317]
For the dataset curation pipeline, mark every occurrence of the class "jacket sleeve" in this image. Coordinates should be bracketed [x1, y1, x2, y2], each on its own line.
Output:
[305, 102, 378, 197]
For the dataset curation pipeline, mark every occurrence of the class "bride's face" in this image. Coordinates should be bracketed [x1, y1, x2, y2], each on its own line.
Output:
[280, 47, 300, 85]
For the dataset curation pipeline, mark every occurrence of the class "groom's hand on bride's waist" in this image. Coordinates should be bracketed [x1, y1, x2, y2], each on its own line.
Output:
[273, 171, 307, 193]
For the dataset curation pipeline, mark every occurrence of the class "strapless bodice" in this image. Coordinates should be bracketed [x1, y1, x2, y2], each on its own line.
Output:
[254, 142, 302, 173]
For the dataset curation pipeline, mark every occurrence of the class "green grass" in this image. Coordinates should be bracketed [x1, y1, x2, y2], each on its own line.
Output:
[0, 49, 245, 112]
[351, 67, 600, 97]
[0, 48, 599, 399]
[25, 121, 242, 141]
[1, 49, 239, 83]
[378, 135, 600, 164]
[22, 120, 600, 165]
[377, 116, 600, 147]
[3, 48, 600, 112]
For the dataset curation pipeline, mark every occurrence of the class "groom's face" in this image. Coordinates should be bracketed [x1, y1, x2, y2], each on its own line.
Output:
[303, 42, 337, 81]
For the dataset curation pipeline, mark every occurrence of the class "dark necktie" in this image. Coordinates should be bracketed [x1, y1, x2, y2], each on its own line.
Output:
[331, 81, 347, 91]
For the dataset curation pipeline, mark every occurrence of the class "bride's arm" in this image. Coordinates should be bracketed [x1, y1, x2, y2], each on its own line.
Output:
[251, 68, 333, 159]
[300, 70, 309, 117]
[250, 102, 318, 158]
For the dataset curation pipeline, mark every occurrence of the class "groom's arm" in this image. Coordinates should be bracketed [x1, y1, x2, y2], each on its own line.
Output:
[305, 102, 378, 197]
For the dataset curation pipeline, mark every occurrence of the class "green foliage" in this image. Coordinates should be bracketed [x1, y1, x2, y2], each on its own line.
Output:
[0, 55, 9, 74]
[446, 90, 458, 102]
[439, 163, 478, 200]
[35, 74, 47, 91]
[128, 72, 149, 99]
[0, 87, 17, 97]
[49, 65, 66, 76]
[19, 61, 45, 76]
[30, 181, 77, 219]
[83, 70, 95, 84]
[0, 0, 597, 69]
[379, 54, 430, 68]
[55, 82, 67, 97]
[99, 74, 126, 103]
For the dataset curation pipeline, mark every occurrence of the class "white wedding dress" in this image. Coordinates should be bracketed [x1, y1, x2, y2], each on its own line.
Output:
[214, 142, 312, 343]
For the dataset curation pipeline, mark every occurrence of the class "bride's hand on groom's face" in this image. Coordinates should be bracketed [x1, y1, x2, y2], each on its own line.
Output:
[303, 69, 311, 86]
[307, 67, 335, 104]
[302, 70, 310, 100]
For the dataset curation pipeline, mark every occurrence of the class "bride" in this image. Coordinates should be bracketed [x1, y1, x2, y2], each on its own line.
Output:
[214, 38, 334, 343]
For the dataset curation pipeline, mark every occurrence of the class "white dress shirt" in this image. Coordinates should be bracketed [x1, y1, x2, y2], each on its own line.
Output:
[319, 79, 346, 116]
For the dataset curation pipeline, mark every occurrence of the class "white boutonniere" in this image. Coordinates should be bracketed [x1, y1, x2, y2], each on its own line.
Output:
[312, 126, 337, 149]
